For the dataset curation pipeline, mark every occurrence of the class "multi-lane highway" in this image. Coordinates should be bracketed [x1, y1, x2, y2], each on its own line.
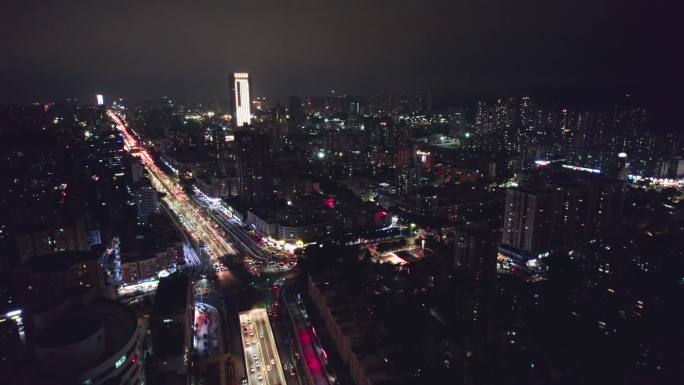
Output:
[110, 110, 304, 385]
[208, 209, 271, 260]
[193, 187, 278, 261]
[283, 288, 332, 385]
[240, 309, 287, 385]
[108, 110, 237, 283]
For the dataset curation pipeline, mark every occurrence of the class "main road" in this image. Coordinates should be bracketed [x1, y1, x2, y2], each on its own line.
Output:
[240, 308, 288, 385]
[110, 110, 304, 385]
[108, 110, 237, 284]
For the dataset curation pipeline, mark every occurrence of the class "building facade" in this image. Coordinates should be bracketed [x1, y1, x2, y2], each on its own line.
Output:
[502, 187, 557, 258]
[15, 218, 88, 262]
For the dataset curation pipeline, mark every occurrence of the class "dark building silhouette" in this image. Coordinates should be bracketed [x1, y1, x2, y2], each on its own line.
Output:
[453, 223, 497, 282]
[235, 129, 273, 207]
[150, 272, 192, 384]
[288, 96, 304, 133]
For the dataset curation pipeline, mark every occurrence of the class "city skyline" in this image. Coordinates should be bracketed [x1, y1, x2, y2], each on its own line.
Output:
[1, 2, 683, 385]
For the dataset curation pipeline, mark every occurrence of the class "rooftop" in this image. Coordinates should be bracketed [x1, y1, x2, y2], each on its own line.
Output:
[152, 271, 190, 316]
[22, 249, 103, 273]
[310, 274, 393, 381]
[34, 297, 137, 373]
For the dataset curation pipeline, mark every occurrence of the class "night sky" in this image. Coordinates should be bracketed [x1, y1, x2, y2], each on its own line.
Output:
[0, 0, 681, 103]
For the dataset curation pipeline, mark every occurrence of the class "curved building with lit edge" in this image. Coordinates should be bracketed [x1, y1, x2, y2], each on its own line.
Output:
[31, 297, 144, 385]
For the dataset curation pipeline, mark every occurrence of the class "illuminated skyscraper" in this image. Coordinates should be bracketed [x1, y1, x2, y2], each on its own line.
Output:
[230, 72, 252, 127]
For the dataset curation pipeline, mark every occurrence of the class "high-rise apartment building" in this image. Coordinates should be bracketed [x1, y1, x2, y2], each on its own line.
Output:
[546, 180, 593, 245]
[502, 187, 557, 257]
[502, 168, 627, 261]
[579, 176, 626, 235]
[134, 177, 159, 224]
[230, 72, 251, 127]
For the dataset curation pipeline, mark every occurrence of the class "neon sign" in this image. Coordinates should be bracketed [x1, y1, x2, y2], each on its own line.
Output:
[115, 355, 126, 369]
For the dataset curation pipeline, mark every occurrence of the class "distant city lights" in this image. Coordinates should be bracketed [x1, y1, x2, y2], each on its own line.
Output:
[562, 164, 601, 174]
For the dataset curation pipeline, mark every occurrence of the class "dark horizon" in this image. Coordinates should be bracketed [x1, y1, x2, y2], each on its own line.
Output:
[1, 0, 682, 107]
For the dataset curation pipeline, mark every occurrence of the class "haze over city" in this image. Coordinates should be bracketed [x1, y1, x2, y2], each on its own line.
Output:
[1, 1, 681, 102]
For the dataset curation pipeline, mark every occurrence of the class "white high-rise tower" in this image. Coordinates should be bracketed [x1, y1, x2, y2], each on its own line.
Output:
[231, 72, 251, 127]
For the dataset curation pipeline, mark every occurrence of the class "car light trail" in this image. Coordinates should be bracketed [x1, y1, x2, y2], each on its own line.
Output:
[108, 111, 236, 275]
[239, 308, 287, 385]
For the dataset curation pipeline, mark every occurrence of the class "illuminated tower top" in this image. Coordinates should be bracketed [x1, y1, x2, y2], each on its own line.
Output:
[231, 72, 251, 127]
